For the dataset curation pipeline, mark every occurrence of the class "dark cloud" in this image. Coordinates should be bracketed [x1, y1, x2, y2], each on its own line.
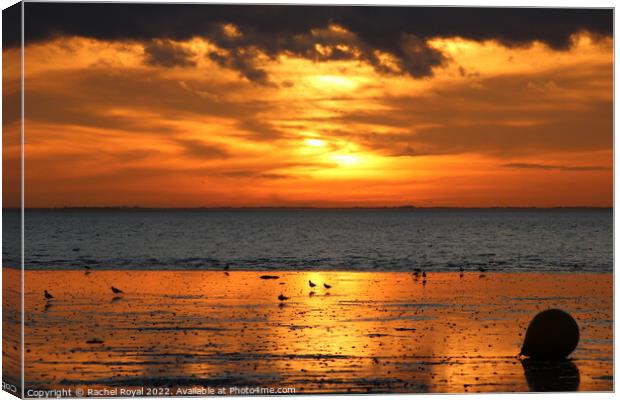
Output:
[2, 2, 21, 48]
[173, 139, 229, 160]
[398, 34, 447, 77]
[501, 163, 610, 171]
[17, 4, 612, 83]
[143, 40, 196, 68]
[208, 50, 272, 86]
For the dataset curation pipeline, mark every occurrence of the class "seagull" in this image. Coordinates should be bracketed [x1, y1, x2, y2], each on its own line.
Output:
[278, 294, 289, 301]
[309, 280, 316, 288]
[44, 290, 54, 300]
[111, 286, 124, 294]
[323, 283, 332, 289]
[422, 271, 427, 278]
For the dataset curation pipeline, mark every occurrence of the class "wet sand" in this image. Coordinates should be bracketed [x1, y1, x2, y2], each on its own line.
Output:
[7, 269, 613, 394]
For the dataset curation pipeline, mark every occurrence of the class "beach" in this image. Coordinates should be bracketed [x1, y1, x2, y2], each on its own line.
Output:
[6, 268, 612, 395]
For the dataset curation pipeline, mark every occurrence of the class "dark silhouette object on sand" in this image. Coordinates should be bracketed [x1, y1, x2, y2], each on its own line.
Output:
[44, 290, 54, 300]
[278, 294, 289, 301]
[260, 275, 279, 279]
[521, 309, 579, 360]
[309, 280, 316, 288]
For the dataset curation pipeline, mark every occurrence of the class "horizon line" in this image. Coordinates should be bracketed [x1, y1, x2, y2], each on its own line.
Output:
[4, 205, 613, 211]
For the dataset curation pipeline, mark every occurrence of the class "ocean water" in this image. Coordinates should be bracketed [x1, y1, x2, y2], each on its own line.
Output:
[3, 209, 613, 272]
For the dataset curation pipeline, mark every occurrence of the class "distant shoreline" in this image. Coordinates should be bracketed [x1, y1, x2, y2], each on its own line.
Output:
[2, 206, 613, 211]
[6, 265, 613, 274]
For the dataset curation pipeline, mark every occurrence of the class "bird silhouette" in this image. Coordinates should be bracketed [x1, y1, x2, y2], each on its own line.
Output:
[309, 280, 316, 288]
[422, 271, 427, 278]
[278, 294, 289, 301]
[44, 290, 54, 300]
[309, 291, 315, 297]
[111, 286, 124, 294]
[478, 267, 486, 273]
[459, 266, 464, 272]
[323, 283, 332, 289]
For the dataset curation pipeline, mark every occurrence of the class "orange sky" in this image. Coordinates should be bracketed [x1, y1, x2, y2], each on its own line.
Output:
[3, 29, 613, 208]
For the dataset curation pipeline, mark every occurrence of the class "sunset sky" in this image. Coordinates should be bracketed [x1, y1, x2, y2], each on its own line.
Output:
[2, 5, 613, 208]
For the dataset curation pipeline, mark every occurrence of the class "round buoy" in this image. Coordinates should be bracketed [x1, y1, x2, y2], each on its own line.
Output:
[520, 309, 579, 360]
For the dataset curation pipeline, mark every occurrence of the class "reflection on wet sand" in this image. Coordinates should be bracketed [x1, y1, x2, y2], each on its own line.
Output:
[2, 267, 22, 394]
[522, 359, 580, 392]
[10, 269, 612, 394]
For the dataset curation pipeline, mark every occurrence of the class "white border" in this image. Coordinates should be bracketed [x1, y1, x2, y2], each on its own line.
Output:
[0, 2, 616, 400]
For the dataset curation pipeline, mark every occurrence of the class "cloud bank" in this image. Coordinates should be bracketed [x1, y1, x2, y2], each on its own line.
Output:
[9, 5, 613, 83]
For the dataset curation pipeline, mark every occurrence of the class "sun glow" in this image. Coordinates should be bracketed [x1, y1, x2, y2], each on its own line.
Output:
[305, 138, 327, 147]
[333, 154, 362, 166]
[16, 31, 613, 208]
[312, 75, 357, 90]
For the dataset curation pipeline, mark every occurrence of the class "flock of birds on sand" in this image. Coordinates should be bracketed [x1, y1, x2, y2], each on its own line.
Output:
[277, 280, 332, 305]
[43, 264, 489, 303]
[410, 265, 488, 285]
[275, 266, 487, 305]
[44, 286, 124, 303]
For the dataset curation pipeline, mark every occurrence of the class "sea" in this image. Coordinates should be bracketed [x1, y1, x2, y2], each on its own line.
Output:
[2, 208, 613, 272]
